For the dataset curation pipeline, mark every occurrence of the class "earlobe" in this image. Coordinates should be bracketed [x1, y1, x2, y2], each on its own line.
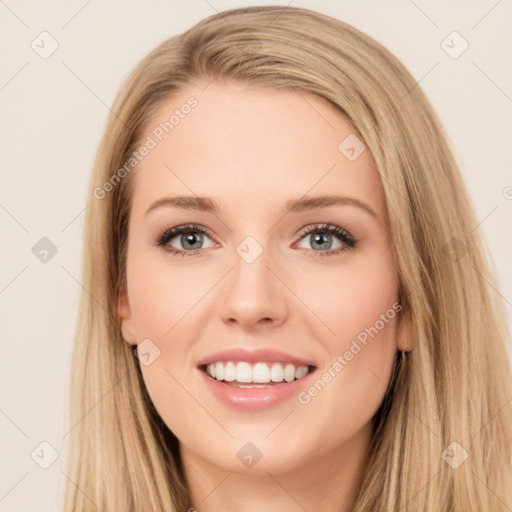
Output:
[396, 309, 414, 352]
[118, 290, 137, 345]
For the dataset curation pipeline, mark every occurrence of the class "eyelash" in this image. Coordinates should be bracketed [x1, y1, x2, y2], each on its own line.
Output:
[156, 223, 357, 258]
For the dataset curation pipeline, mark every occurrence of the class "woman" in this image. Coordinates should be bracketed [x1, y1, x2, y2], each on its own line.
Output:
[64, 6, 512, 511]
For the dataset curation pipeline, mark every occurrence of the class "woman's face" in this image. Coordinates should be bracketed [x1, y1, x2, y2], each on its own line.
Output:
[119, 79, 410, 475]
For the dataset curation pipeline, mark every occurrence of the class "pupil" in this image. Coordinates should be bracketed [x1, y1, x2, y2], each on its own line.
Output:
[312, 232, 332, 250]
[182, 232, 202, 249]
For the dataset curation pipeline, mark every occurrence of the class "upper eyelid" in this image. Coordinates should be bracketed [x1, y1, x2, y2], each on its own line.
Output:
[157, 224, 216, 247]
[297, 223, 352, 236]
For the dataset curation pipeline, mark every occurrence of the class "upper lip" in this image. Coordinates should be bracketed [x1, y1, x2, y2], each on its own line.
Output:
[196, 348, 317, 368]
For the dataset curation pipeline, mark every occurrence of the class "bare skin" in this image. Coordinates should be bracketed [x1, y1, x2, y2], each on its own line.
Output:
[118, 79, 412, 511]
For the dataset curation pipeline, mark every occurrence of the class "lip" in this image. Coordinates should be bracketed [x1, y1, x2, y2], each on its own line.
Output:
[196, 348, 318, 411]
[197, 366, 317, 411]
[196, 347, 316, 367]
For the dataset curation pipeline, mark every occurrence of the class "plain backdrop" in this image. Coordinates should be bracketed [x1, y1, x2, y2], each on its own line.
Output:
[1, 1, 511, 510]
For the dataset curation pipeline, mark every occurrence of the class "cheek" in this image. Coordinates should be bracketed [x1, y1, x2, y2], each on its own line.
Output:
[125, 252, 200, 430]
[126, 248, 215, 339]
[292, 251, 400, 438]
[292, 247, 399, 345]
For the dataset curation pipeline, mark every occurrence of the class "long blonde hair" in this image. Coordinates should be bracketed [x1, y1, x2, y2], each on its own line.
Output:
[64, 6, 512, 510]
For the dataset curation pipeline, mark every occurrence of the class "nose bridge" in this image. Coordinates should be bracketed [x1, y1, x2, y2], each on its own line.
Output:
[220, 234, 287, 326]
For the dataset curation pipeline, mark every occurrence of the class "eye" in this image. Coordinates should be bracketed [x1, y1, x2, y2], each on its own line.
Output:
[294, 223, 357, 257]
[156, 222, 357, 258]
[156, 224, 216, 257]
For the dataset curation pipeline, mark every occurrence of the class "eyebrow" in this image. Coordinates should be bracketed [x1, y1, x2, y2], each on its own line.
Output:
[145, 194, 378, 219]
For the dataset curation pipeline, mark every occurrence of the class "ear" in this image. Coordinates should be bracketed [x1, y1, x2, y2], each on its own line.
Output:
[118, 289, 137, 345]
[396, 308, 414, 352]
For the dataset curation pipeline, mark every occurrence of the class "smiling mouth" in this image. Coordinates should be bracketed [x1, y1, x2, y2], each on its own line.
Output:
[199, 361, 316, 387]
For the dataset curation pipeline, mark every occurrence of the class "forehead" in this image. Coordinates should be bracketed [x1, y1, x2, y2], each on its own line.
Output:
[130, 80, 384, 218]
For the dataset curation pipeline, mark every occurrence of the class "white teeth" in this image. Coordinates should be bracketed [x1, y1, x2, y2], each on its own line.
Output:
[205, 361, 310, 384]
[252, 363, 271, 383]
[236, 362, 253, 383]
[215, 362, 224, 381]
[295, 365, 308, 379]
[224, 361, 236, 381]
[284, 363, 295, 383]
[270, 363, 284, 382]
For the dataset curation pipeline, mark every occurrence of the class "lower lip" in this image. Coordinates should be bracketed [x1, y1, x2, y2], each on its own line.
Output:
[197, 367, 317, 411]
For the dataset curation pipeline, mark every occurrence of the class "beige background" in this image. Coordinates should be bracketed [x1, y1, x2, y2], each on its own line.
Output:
[1, 1, 511, 510]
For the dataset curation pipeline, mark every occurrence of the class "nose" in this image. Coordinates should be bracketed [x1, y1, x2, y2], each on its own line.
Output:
[219, 244, 288, 329]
